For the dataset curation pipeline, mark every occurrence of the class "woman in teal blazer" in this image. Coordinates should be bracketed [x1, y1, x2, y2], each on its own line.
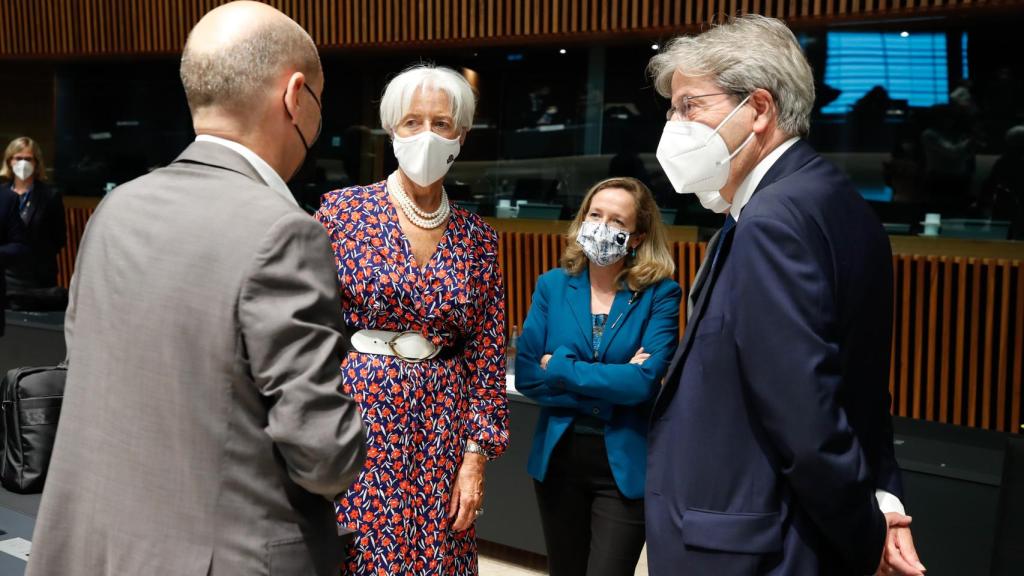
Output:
[515, 177, 681, 576]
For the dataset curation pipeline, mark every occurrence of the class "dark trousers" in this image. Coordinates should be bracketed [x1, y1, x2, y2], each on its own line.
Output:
[534, 429, 646, 576]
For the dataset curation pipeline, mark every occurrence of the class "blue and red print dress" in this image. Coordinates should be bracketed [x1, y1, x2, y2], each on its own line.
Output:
[316, 181, 510, 575]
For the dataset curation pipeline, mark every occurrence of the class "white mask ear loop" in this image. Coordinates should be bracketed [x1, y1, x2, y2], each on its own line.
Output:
[710, 93, 756, 166]
[717, 132, 756, 167]
[703, 93, 753, 145]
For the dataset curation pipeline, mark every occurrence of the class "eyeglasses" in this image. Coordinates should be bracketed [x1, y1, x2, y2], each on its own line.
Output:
[666, 92, 744, 121]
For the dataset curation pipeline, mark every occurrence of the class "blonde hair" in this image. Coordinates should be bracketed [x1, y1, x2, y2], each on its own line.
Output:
[1, 137, 48, 183]
[562, 177, 675, 292]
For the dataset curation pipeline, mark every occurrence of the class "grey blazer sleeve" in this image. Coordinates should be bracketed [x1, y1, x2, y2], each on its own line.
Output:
[63, 269, 78, 361]
[239, 212, 366, 500]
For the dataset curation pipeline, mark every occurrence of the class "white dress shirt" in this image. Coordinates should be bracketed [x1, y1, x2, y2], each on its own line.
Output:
[194, 134, 296, 207]
[728, 136, 906, 516]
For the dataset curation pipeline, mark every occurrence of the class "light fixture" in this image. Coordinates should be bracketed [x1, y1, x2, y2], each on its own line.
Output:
[651, 43, 660, 50]
[900, 31, 910, 38]
[559, 49, 566, 54]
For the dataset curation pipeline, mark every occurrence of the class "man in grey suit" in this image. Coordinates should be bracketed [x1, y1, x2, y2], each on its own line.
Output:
[26, 3, 366, 575]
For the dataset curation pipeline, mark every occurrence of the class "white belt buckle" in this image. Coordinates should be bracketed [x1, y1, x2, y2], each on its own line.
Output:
[386, 330, 439, 363]
[350, 329, 440, 363]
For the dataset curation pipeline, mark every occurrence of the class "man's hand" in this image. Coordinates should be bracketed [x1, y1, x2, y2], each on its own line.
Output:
[876, 512, 926, 576]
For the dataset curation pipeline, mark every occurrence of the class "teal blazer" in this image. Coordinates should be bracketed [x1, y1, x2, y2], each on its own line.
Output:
[515, 267, 681, 499]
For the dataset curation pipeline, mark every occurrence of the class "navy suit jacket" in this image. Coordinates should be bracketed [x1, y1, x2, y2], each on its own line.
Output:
[646, 141, 902, 575]
[0, 187, 30, 335]
[516, 268, 681, 499]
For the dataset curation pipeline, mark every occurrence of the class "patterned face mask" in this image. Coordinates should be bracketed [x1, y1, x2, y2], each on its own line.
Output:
[576, 220, 631, 267]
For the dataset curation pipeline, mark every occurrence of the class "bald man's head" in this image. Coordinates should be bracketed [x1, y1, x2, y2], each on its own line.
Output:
[180, 1, 321, 116]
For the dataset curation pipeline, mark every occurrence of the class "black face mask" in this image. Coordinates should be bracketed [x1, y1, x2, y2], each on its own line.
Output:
[285, 82, 322, 181]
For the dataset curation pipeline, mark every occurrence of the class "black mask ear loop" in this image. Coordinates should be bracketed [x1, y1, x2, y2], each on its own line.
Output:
[285, 83, 322, 152]
[303, 82, 322, 145]
[284, 83, 322, 182]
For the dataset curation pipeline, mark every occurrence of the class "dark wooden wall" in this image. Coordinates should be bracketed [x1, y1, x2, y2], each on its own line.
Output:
[2, 0, 1020, 57]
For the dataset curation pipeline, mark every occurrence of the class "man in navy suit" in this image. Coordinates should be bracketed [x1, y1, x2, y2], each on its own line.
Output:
[646, 15, 926, 575]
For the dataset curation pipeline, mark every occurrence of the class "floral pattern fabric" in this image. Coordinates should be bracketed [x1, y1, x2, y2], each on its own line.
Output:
[315, 181, 509, 575]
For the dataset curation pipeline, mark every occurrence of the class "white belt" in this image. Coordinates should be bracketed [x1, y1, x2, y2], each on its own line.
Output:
[349, 330, 440, 363]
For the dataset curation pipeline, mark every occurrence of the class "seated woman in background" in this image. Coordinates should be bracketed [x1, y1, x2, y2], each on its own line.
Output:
[1, 137, 67, 310]
[515, 176, 681, 576]
[316, 64, 509, 576]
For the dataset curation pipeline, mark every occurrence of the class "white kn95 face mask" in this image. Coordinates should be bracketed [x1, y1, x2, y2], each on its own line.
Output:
[12, 159, 34, 181]
[655, 94, 754, 214]
[392, 131, 461, 187]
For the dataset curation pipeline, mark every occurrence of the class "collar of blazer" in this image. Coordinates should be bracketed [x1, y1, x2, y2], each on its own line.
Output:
[653, 140, 817, 421]
[686, 141, 816, 319]
[171, 141, 269, 188]
[566, 268, 639, 362]
[652, 223, 735, 420]
[687, 141, 814, 310]
[689, 229, 721, 310]
[2, 181, 48, 227]
[748, 139, 817, 200]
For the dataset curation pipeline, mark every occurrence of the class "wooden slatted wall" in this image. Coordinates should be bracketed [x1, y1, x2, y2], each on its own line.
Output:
[497, 229, 1022, 434]
[2, 0, 1019, 57]
[53, 205, 1024, 433]
[54, 200, 96, 289]
[890, 256, 1024, 433]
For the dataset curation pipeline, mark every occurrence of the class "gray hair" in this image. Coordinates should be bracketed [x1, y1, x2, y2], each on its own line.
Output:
[379, 64, 476, 135]
[180, 19, 321, 114]
[648, 14, 815, 137]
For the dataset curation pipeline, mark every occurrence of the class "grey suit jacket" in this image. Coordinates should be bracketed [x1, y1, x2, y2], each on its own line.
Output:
[26, 142, 366, 576]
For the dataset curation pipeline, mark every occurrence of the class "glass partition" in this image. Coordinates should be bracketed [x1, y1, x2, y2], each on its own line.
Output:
[49, 12, 1024, 239]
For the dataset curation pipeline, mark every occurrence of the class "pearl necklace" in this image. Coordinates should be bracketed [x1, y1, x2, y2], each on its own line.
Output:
[388, 171, 450, 230]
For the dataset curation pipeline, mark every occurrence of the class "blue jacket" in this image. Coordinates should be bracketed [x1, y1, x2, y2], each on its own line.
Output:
[647, 140, 902, 575]
[515, 267, 681, 499]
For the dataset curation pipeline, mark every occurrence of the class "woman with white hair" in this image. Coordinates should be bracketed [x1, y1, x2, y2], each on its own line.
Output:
[316, 64, 509, 575]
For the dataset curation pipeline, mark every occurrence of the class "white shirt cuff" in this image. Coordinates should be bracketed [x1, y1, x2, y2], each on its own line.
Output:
[875, 489, 905, 515]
